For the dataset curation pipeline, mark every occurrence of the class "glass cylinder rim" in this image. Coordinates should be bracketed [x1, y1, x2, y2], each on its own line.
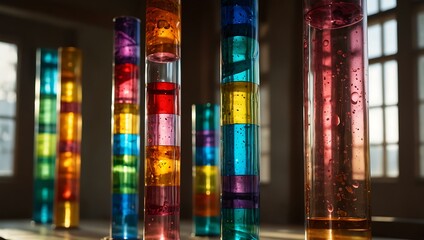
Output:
[113, 16, 141, 23]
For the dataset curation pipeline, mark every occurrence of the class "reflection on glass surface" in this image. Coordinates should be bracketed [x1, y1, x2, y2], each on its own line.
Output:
[368, 24, 382, 58]
[420, 146, 424, 177]
[370, 146, 384, 177]
[369, 63, 383, 107]
[0, 41, 18, 177]
[367, 0, 378, 15]
[369, 108, 384, 144]
[383, 20, 397, 55]
[380, 0, 396, 12]
[386, 144, 399, 178]
[418, 12, 424, 48]
[385, 106, 399, 143]
[384, 61, 398, 105]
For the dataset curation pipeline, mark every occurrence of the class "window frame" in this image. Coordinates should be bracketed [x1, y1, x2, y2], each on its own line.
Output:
[0, 36, 20, 180]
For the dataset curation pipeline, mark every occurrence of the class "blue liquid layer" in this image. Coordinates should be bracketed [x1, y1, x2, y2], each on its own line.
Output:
[221, 208, 259, 240]
[221, 124, 259, 175]
[112, 193, 139, 239]
[194, 216, 220, 236]
[113, 134, 140, 156]
[195, 146, 219, 166]
[32, 178, 54, 224]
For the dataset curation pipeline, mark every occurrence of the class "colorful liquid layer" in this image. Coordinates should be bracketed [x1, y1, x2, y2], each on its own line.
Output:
[144, 186, 180, 239]
[147, 82, 180, 115]
[221, 0, 260, 238]
[112, 193, 139, 239]
[112, 16, 141, 239]
[147, 114, 180, 146]
[54, 201, 79, 228]
[221, 208, 259, 240]
[304, 1, 370, 235]
[146, 0, 181, 62]
[145, 146, 180, 186]
[33, 49, 58, 224]
[221, 124, 259, 176]
[54, 47, 82, 228]
[221, 82, 259, 125]
[192, 104, 220, 236]
[306, 217, 371, 240]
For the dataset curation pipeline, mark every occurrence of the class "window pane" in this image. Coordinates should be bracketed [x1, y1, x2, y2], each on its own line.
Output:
[0, 119, 15, 176]
[367, 0, 379, 15]
[386, 144, 399, 177]
[383, 20, 397, 55]
[420, 145, 424, 177]
[368, 24, 382, 59]
[385, 106, 399, 143]
[380, 0, 396, 12]
[384, 60, 398, 105]
[420, 56, 424, 100]
[370, 108, 384, 144]
[0, 42, 18, 117]
[369, 63, 383, 106]
[418, 12, 424, 48]
[370, 145, 384, 177]
[419, 105, 424, 141]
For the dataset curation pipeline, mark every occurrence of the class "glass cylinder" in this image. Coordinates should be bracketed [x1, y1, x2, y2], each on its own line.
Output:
[109, 16, 141, 240]
[192, 104, 220, 236]
[144, 0, 181, 239]
[220, 0, 260, 239]
[33, 48, 58, 224]
[303, 0, 371, 239]
[54, 47, 82, 228]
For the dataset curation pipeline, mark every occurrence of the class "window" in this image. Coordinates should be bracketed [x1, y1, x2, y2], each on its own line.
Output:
[367, 0, 398, 178]
[0, 41, 18, 177]
[417, 8, 424, 177]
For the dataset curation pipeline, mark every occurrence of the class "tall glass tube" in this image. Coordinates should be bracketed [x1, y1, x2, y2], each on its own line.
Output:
[192, 104, 220, 236]
[144, 0, 181, 239]
[303, 0, 371, 239]
[220, 0, 260, 239]
[33, 48, 58, 224]
[54, 47, 82, 228]
[110, 17, 141, 240]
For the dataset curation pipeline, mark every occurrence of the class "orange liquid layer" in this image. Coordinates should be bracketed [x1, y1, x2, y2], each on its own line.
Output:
[145, 146, 180, 186]
[306, 217, 371, 240]
[59, 113, 81, 141]
[146, 0, 181, 61]
[194, 193, 220, 217]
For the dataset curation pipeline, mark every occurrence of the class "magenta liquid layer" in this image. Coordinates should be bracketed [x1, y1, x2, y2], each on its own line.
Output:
[146, 114, 180, 146]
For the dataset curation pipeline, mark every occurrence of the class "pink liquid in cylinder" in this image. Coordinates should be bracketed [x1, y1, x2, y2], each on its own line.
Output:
[303, 1, 371, 239]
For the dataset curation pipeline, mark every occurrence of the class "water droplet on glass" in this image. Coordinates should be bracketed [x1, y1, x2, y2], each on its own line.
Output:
[327, 204, 334, 213]
[333, 114, 340, 126]
[352, 181, 360, 188]
[323, 40, 329, 46]
[351, 92, 359, 104]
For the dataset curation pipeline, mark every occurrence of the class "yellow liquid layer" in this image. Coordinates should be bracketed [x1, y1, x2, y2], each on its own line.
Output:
[306, 217, 371, 240]
[60, 81, 81, 103]
[193, 166, 219, 193]
[59, 113, 81, 141]
[36, 133, 57, 157]
[145, 146, 180, 186]
[54, 201, 79, 228]
[221, 82, 259, 125]
[113, 103, 140, 134]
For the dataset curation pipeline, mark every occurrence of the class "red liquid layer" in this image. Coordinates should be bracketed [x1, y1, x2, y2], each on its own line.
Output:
[147, 82, 180, 115]
[114, 63, 139, 103]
